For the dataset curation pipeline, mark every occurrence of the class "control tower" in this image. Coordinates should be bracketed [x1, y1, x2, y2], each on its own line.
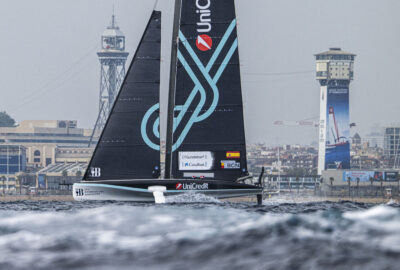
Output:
[91, 13, 129, 144]
[315, 48, 356, 174]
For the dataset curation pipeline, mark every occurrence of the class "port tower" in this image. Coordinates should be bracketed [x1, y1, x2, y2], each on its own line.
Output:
[315, 48, 355, 174]
[90, 13, 129, 145]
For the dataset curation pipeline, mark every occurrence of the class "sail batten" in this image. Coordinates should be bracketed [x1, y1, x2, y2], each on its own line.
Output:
[84, 11, 161, 181]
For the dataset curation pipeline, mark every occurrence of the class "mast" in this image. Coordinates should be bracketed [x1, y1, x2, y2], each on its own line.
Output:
[165, 0, 182, 179]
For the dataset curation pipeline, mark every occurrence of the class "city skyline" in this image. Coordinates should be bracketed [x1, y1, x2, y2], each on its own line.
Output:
[0, 0, 399, 146]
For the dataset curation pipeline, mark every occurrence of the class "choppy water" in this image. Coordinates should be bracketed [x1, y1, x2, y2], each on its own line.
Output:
[0, 195, 399, 270]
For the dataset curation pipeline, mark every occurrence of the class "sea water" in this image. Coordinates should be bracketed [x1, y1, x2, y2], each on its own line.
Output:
[0, 195, 399, 270]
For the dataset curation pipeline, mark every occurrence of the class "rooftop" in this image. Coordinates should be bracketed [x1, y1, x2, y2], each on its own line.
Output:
[315, 48, 356, 56]
[102, 14, 124, 37]
[38, 162, 87, 174]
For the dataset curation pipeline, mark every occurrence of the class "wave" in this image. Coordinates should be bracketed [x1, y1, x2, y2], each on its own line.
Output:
[0, 202, 399, 269]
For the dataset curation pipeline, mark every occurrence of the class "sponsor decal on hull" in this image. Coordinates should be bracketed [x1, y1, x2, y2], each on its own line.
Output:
[175, 182, 209, 190]
[75, 188, 84, 196]
[73, 186, 105, 197]
[176, 183, 183, 190]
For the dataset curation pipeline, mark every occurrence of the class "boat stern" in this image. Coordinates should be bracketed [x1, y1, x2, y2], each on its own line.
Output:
[72, 182, 155, 202]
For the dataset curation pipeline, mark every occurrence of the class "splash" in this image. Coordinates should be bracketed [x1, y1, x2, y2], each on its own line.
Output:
[165, 192, 221, 204]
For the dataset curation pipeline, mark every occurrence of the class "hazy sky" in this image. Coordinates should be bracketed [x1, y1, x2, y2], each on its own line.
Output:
[1, 0, 399, 146]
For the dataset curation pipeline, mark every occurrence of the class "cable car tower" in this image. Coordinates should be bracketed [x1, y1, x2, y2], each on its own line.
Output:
[90, 13, 129, 145]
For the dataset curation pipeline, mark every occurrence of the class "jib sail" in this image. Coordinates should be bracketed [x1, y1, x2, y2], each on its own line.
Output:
[84, 11, 161, 181]
[168, 0, 248, 181]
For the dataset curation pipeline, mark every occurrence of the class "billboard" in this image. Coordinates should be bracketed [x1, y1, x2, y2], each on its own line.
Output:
[383, 171, 398, 181]
[325, 87, 350, 170]
[343, 171, 399, 182]
[38, 174, 46, 189]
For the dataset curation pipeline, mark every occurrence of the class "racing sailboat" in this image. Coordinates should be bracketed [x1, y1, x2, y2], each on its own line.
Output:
[73, 0, 263, 203]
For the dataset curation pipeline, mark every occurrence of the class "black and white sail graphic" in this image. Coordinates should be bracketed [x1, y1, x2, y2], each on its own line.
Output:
[169, 0, 248, 180]
[84, 11, 161, 181]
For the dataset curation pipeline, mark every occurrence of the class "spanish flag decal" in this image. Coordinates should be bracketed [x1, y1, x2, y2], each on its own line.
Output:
[226, 151, 240, 159]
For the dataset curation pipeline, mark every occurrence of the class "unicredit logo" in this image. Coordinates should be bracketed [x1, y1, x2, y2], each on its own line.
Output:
[196, 0, 211, 33]
[183, 183, 209, 190]
[196, 34, 212, 51]
[175, 182, 209, 190]
[196, 0, 212, 51]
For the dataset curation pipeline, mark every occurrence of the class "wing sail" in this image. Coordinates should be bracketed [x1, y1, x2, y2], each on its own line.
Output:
[169, 1, 248, 181]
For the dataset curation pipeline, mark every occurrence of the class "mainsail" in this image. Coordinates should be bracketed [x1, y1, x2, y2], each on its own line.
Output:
[84, 11, 161, 181]
[168, 0, 248, 180]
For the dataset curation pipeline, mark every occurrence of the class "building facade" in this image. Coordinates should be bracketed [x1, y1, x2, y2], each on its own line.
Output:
[383, 126, 400, 167]
[0, 120, 95, 168]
